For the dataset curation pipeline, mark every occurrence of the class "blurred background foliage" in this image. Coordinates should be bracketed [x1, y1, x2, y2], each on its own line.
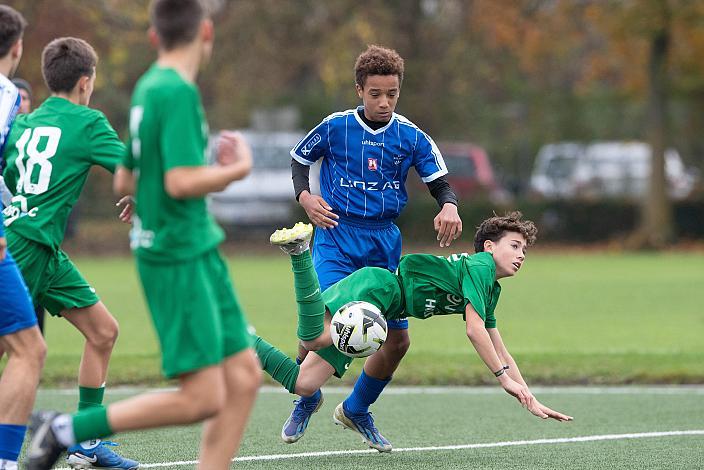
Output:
[7, 0, 704, 245]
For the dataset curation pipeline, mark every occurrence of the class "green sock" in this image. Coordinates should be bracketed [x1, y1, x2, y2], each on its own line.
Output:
[291, 250, 325, 341]
[253, 335, 299, 394]
[72, 406, 114, 443]
[78, 386, 105, 411]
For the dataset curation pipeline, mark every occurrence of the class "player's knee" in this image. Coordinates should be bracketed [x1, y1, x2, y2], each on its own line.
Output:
[301, 336, 330, 351]
[90, 318, 119, 350]
[386, 331, 410, 358]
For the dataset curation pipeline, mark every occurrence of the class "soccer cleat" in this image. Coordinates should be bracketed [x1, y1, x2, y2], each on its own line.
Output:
[270, 222, 313, 255]
[281, 392, 324, 443]
[66, 441, 140, 469]
[26, 411, 66, 470]
[333, 402, 392, 452]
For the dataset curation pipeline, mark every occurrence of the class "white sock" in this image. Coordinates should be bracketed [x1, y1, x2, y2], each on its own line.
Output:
[50, 414, 76, 447]
[0, 459, 18, 470]
[78, 439, 101, 450]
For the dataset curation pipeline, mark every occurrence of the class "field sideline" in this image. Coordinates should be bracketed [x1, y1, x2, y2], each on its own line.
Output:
[24, 251, 704, 385]
[27, 385, 704, 470]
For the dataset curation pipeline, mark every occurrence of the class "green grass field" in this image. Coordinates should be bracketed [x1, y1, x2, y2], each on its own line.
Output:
[28, 385, 704, 469]
[30, 251, 704, 385]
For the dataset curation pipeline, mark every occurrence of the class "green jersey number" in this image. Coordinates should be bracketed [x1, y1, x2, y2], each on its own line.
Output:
[14, 126, 61, 195]
[2, 127, 61, 226]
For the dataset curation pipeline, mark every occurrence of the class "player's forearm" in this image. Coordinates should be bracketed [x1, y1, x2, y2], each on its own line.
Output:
[113, 166, 135, 197]
[503, 354, 529, 388]
[466, 328, 504, 376]
[165, 164, 249, 198]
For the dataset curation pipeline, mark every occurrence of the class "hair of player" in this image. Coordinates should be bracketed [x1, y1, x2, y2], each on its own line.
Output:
[150, 0, 207, 51]
[473, 211, 538, 253]
[41, 37, 98, 93]
[12, 77, 32, 98]
[0, 5, 27, 58]
[354, 44, 404, 89]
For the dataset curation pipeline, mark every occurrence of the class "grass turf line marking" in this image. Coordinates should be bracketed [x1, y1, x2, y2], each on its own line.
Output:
[52, 430, 704, 469]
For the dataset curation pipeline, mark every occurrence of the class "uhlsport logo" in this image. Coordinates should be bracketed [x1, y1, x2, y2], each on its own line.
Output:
[300, 133, 322, 156]
[362, 139, 384, 147]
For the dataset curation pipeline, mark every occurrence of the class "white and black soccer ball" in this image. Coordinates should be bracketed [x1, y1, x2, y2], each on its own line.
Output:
[330, 301, 387, 358]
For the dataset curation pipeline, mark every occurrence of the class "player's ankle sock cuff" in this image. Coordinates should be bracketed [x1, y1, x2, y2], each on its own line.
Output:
[300, 389, 321, 403]
[78, 385, 105, 411]
[0, 424, 26, 461]
[72, 407, 113, 443]
[344, 370, 391, 415]
[290, 250, 313, 269]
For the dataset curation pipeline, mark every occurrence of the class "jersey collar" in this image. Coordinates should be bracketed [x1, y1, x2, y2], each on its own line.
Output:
[353, 106, 396, 135]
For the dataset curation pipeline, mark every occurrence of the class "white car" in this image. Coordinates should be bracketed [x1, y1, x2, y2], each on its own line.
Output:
[530, 141, 696, 200]
[208, 130, 319, 226]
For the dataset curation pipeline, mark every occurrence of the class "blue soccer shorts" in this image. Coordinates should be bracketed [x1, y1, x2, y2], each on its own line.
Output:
[312, 216, 408, 330]
[0, 251, 38, 336]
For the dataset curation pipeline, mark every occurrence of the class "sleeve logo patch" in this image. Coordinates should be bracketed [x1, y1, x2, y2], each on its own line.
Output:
[300, 133, 322, 156]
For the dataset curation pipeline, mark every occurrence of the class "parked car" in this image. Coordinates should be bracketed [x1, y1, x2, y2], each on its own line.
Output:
[208, 130, 318, 226]
[530, 141, 696, 200]
[410, 141, 509, 202]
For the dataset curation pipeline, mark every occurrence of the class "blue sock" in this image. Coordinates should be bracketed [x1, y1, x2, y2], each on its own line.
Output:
[0, 424, 26, 462]
[343, 370, 391, 415]
[299, 389, 321, 404]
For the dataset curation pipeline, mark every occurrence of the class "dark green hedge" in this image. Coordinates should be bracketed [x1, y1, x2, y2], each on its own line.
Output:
[396, 198, 704, 244]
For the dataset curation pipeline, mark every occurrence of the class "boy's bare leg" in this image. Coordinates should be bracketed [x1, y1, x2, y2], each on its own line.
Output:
[0, 327, 46, 424]
[107, 365, 225, 431]
[295, 352, 336, 396]
[63, 302, 119, 387]
[198, 349, 261, 469]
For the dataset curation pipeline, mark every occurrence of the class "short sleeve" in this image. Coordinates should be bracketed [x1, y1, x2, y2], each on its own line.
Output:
[89, 113, 126, 174]
[290, 120, 329, 165]
[412, 131, 447, 183]
[161, 86, 206, 170]
[461, 264, 494, 322]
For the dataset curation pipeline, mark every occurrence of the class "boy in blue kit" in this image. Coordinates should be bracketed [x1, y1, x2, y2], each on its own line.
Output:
[0, 6, 47, 470]
[287, 44, 462, 450]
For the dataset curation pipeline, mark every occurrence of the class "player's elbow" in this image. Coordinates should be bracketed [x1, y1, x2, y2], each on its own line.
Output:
[164, 173, 192, 199]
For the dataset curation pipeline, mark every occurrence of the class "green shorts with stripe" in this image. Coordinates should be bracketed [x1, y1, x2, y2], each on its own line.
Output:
[317, 266, 405, 378]
[136, 248, 254, 378]
[6, 231, 99, 316]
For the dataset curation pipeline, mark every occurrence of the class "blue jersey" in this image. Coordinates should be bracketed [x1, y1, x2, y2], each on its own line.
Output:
[0, 74, 21, 236]
[291, 106, 447, 222]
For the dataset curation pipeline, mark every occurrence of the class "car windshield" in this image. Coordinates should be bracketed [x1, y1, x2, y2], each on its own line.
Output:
[444, 154, 476, 178]
[545, 155, 577, 179]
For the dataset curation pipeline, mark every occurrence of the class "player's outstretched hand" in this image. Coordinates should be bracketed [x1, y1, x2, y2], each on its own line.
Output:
[217, 131, 253, 169]
[115, 196, 135, 224]
[528, 399, 574, 422]
[0, 236, 6, 261]
[434, 203, 462, 248]
[499, 375, 532, 407]
[299, 192, 339, 229]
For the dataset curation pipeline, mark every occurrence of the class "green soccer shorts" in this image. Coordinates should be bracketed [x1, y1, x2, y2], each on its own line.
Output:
[136, 248, 254, 378]
[318, 266, 406, 377]
[6, 231, 99, 316]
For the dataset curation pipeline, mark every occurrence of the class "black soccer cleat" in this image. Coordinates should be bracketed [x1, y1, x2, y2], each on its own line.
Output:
[26, 410, 67, 470]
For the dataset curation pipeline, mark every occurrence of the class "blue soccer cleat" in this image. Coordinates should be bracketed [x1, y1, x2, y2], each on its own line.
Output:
[333, 402, 392, 452]
[66, 440, 139, 469]
[281, 392, 324, 443]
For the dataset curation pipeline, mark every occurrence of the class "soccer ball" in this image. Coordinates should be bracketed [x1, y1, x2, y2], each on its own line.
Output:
[330, 301, 387, 358]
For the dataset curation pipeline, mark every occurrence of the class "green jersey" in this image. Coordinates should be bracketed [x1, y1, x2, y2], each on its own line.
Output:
[397, 251, 501, 327]
[124, 65, 223, 262]
[2, 97, 124, 249]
